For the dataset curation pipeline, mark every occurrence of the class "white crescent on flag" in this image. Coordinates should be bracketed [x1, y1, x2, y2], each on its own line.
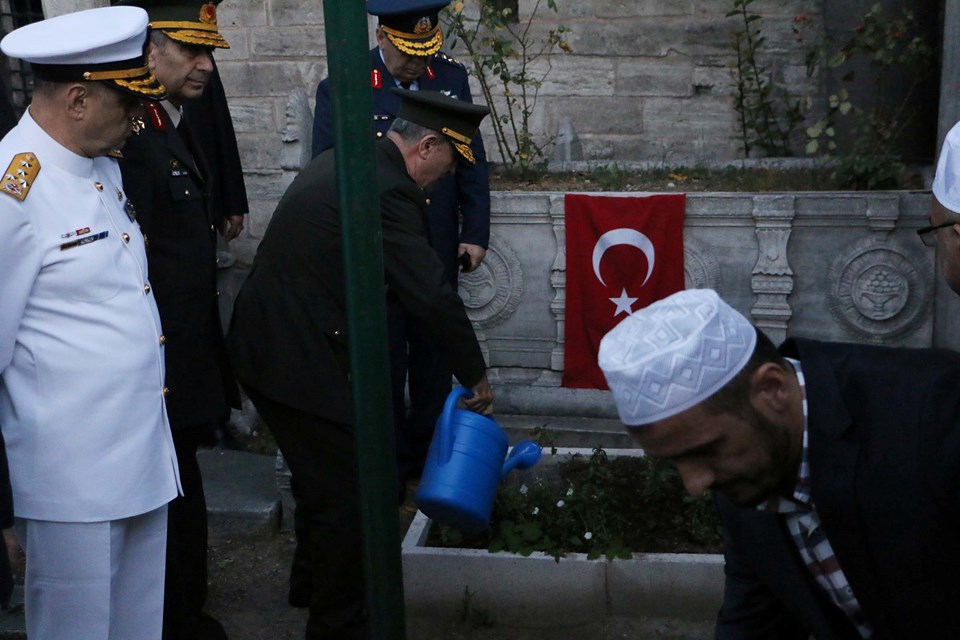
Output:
[591, 228, 656, 287]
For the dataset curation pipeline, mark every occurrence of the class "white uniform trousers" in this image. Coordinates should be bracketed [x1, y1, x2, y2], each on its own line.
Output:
[15, 505, 168, 640]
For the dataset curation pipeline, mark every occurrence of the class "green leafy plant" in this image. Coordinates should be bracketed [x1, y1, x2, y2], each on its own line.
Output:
[802, 3, 936, 189]
[443, 0, 572, 176]
[590, 164, 631, 191]
[429, 447, 722, 562]
[727, 0, 804, 158]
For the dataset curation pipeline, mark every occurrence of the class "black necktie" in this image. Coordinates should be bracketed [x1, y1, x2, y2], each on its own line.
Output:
[400, 82, 411, 90]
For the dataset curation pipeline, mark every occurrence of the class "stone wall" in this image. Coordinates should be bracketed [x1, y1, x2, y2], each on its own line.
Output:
[215, 0, 827, 262]
[464, 190, 941, 416]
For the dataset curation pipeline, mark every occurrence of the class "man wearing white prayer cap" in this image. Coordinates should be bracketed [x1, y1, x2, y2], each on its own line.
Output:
[598, 289, 960, 640]
[925, 123, 960, 293]
[0, 7, 180, 639]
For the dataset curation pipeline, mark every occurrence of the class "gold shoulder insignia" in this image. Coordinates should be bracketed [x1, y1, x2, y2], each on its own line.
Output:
[106, 150, 124, 159]
[1, 152, 40, 202]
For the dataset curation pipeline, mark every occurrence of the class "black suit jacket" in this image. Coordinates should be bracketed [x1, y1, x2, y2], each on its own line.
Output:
[312, 47, 490, 286]
[119, 102, 239, 430]
[227, 138, 487, 424]
[182, 61, 249, 222]
[715, 338, 960, 639]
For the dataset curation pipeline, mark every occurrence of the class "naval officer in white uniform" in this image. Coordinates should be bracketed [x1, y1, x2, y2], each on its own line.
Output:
[0, 7, 181, 638]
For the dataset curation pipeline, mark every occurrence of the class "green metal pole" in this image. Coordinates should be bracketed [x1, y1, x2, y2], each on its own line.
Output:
[321, 2, 406, 638]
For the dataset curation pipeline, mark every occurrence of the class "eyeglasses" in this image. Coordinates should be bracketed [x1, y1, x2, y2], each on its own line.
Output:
[917, 221, 958, 247]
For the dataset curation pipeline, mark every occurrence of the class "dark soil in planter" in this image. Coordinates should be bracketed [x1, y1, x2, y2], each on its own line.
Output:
[427, 450, 723, 558]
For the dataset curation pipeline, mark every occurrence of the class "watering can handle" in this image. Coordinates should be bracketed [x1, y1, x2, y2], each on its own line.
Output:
[437, 386, 472, 465]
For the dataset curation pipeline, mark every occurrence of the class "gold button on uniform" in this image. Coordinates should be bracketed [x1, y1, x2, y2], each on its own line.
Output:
[425, 198, 431, 205]
[94, 182, 103, 192]
[143, 233, 149, 246]
[144, 283, 151, 294]
[162, 387, 170, 396]
[122, 232, 130, 243]
[376, 132, 383, 138]
[159, 335, 166, 345]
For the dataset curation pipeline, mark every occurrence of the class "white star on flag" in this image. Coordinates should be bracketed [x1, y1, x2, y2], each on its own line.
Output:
[609, 288, 638, 316]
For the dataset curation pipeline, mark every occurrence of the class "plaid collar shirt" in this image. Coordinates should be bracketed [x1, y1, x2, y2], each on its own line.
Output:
[757, 358, 873, 639]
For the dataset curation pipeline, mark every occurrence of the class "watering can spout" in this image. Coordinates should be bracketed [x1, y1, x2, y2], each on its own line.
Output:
[501, 440, 542, 478]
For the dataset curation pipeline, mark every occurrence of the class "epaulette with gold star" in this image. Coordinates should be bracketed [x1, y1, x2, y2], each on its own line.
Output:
[0, 152, 40, 201]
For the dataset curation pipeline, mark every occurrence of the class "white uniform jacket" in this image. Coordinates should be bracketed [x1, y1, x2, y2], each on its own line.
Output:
[0, 110, 181, 522]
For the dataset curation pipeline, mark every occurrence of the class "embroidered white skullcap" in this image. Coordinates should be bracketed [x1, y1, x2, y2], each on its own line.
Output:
[598, 289, 757, 426]
[934, 120, 960, 213]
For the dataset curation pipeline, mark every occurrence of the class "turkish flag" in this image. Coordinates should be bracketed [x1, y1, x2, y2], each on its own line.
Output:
[562, 193, 686, 389]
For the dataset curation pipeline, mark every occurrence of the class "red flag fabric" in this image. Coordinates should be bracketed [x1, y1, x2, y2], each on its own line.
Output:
[562, 193, 686, 389]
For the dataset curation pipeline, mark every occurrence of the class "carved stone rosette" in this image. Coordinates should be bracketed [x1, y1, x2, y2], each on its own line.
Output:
[458, 232, 524, 330]
[828, 237, 932, 342]
[683, 236, 720, 290]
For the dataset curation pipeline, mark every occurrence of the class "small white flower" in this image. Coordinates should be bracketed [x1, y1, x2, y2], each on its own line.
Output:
[531, 507, 539, 515]
[556, 499, 565, 508]
[566, 487, 574, 497]
[519, 484, 528, 495]
[584, 531, 593, 540]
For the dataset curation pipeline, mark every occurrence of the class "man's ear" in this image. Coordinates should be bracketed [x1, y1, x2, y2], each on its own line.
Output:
[748, 362, 791, 415]
[146, 41, 159, 71]
[64, 84, 89, 120]
[418, 133, 440, 159]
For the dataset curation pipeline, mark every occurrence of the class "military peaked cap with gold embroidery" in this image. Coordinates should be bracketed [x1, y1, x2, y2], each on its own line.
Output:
[0, 6, 165, 99]
[121, 0, 229, 49]
[369, 0, 450, 57]
[392, 88, 489, 164]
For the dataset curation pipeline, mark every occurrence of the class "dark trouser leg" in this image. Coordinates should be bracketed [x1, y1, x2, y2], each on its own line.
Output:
[163, 426, 227, 640]
[245, 387, 368, 640]
[386, 293, 414, 498]
[287, 495, 312, 607]
[404, 317, 453, 479]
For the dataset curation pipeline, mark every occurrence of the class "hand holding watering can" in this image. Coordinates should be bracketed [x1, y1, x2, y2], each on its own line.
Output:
[415, 387, 541, 534]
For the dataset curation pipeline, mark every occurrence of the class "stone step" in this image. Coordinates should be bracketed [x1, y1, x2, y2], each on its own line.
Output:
[197, 449, 281, 538]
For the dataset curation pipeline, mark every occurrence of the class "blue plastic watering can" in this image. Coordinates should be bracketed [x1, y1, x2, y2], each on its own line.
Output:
[414, 387, 542, 533]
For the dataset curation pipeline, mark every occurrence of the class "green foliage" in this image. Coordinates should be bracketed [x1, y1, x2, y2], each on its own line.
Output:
[726, 0, 804, 158]
[430, 447, 722, 562]
[801, 3, 935, 189]
[443, 0, 573, 176]
[590, 164, 631, 191]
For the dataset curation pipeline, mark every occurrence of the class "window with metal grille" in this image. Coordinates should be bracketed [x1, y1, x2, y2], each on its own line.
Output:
[1, 0, 44, 119]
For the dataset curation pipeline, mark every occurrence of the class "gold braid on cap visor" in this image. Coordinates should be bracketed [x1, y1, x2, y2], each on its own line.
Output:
[151, 21, 230, 48]
[114, 76, 167, 97]
[441, 127, 475, 164]
[82, 65, 166, 97]
[381, 24, 442, 56]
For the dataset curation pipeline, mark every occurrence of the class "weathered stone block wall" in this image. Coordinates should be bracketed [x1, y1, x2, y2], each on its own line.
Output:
[213, 0, 824, 262]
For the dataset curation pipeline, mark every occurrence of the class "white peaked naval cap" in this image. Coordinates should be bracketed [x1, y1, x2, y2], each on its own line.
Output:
[598, 289, 757, 426]
[934, 120, 960, 213]
[0, 6, 165, 99]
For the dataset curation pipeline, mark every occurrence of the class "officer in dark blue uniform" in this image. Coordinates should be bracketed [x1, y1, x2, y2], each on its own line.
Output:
[311, 0, 491, 501]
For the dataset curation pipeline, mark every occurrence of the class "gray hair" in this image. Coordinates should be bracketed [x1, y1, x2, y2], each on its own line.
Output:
[389, 117, 442, 144]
